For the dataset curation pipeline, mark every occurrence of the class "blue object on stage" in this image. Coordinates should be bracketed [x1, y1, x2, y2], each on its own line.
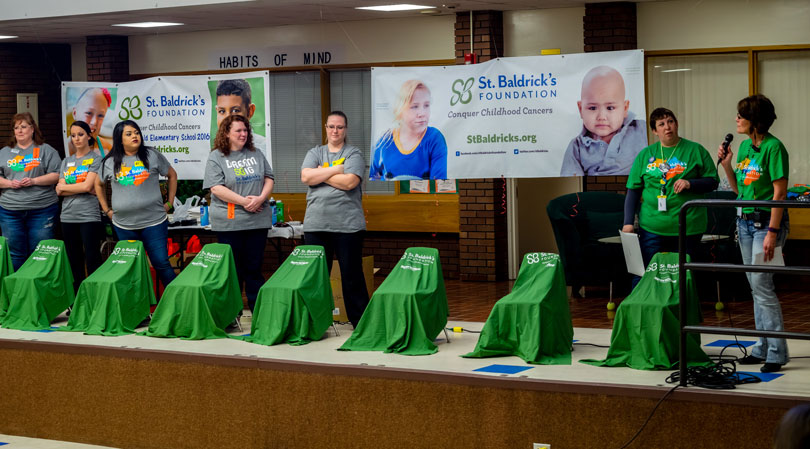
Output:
[473, 364, 534, 374]
[705, 339, 755, 348]
[736, 371, 784, 382]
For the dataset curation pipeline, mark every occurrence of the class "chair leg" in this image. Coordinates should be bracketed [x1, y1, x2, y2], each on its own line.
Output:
[715, 280, 724, 311]
[332, 322, 340, 337]
[606, 281, 616, 310]
[444, 327, 451, 343]
[234, 315, 243, 333]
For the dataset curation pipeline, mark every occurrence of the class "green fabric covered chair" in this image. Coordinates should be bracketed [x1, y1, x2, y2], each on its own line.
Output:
[463, 252, 573, 364]
[61, 240, 156, 336]
[0, 236, 13, 284]
[546, 192, 630, 299]
[246, 245, 334, 346]
[144, 243, 242, 340]
[0, 239, 74, 330]
[340, 247, 448, 355]
[580, 252, 711, 370]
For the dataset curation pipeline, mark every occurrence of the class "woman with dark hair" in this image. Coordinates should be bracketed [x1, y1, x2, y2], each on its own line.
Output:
[718, 94, 789, 373]
[300, 111, 369, 328]
[56, 120, 104, 293]
[0, 112, 62, 270]
[623, 107, 718, 282]
[95, 120, 178, 290]
[203, 114, 274, 312]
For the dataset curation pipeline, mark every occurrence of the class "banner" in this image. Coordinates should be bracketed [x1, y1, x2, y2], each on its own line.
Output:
[370, 50, 646, 180]
[61, 71, 271, 180]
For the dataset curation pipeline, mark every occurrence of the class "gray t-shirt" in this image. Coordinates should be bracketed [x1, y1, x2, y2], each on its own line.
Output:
[99, 148, 171, 229]
[0, 142, 61, 210]
[203, 148, 274, 232]
[301, 144, 366, 233]
[59, 151, 102, 223]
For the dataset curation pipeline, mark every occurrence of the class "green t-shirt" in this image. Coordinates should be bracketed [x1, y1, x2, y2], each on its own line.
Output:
[626, 138, 718, 236]
[734, 134, 788, 213]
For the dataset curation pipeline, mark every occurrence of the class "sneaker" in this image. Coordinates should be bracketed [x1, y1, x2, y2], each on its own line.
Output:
[738, 355, 765, 365]
[761, 363, 783, 373]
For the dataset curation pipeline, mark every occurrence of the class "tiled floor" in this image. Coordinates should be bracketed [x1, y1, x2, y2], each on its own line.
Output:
[443, 279, 810, 333]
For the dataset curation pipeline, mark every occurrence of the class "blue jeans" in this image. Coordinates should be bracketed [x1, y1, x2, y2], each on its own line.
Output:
[633, 228, 701, 288]
[113, 220, 176, 291]
[737, 217, 789, 364]
[0, 203, 59, 271]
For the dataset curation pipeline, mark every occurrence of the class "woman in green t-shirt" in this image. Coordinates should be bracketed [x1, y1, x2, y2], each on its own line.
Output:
[718, 94, 789, 373]
[623, 107, 719, 280]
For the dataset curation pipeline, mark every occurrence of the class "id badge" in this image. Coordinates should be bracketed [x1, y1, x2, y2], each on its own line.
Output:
[657, 195, 667, 212]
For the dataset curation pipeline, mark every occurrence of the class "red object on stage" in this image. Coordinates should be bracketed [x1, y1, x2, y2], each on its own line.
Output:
[167, 238, 180, 257]
[150, 266, 165, 300]
[464, 53, 477, 64]
[186, 235, 202, 253]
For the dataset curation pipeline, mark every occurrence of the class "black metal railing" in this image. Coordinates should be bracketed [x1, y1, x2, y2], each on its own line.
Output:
[678, 199, 810, 386]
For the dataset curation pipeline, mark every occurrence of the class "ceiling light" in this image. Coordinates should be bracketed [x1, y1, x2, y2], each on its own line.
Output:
[0, 36, 19, 39]
[661, 68, 691, 73]
[112, 22, 184, 28]
[356, 4, 435, 12]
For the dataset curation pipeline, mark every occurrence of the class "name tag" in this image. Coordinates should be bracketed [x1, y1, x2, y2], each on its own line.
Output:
[658, 195, 667, 212]
[67, 162, 76, 167]
[10, 149, 18, 154]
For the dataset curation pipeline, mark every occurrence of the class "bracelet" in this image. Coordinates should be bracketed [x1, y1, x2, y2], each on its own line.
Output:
[767, 227, 780, 233]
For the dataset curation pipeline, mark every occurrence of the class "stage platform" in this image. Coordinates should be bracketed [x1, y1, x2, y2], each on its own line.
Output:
[0, 312, 807, 449]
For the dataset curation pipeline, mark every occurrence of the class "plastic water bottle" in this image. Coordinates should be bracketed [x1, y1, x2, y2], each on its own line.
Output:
[276, 200, 284, 224]
[200, 199, 210, 227]
[269, 197, 277, 226]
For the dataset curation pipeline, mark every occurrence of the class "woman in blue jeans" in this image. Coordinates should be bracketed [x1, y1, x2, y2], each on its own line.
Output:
[718, 94, 789, 373]
[95, 120, 178, 292]
[0, 112, 62, 271]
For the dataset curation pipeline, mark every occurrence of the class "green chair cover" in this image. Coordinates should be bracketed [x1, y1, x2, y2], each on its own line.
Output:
[0, 236, 14, 284]
[61, 240, 156, 335]
[463, 252, 573, 364]
[340, 247, 447, 355]
[144, 243, 242, 340]
[0, 239, 74, 330]
[581, 252, 710, 370]
[246, 245, 333, 346]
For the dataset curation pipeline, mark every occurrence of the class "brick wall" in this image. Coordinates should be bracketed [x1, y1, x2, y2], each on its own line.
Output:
[455, 11, 508, 282]
[454, 10, 504, 64]
[0, 43, 72, 156]
[85, 36, 129, 82]
[583, 2, 637, 194]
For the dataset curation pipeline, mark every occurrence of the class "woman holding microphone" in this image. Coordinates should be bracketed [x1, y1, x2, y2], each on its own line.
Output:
[718, 94, 789, 373]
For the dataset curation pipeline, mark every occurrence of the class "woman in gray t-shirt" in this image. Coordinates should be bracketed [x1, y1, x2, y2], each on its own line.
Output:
[56, 120, 105, 293]
[0, 112, 61, 271]
[95, 120, 178, 292]
[300, 111, 369, 328]
[204, 115, 274, 312]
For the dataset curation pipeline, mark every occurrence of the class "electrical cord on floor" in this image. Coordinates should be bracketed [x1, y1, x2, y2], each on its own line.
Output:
[617, 384, 680, 449]
[446, 327, 481, 333]
[665, 344, 762, 390]
[573, 342, 610, 348]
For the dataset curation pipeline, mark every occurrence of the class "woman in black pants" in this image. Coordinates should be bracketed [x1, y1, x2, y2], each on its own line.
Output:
[56, 120, 104, 293]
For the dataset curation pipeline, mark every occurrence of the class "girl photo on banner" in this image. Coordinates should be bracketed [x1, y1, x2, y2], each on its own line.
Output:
[64, 86, 118, 156]
[369, 79, 447, 181]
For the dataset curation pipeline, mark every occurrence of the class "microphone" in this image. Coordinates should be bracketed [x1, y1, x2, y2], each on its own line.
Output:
[718, 133, 733, 164]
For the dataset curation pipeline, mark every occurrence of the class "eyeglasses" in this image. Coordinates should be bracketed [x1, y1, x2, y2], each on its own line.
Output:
[325, 125, 345, 131]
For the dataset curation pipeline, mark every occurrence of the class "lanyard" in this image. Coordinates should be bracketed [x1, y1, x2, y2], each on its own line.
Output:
[658, 140, 680, 194]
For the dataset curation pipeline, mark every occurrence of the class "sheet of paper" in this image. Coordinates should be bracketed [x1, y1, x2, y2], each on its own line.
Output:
[753, 246, 785, 266]
[409, 180, 429, 193]
[435, 179, 456, 193]
[620, 231, 645, 276]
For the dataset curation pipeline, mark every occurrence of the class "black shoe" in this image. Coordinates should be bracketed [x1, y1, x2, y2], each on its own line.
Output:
[761, 363, 783, 373]
[738, 355, 765, 365]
